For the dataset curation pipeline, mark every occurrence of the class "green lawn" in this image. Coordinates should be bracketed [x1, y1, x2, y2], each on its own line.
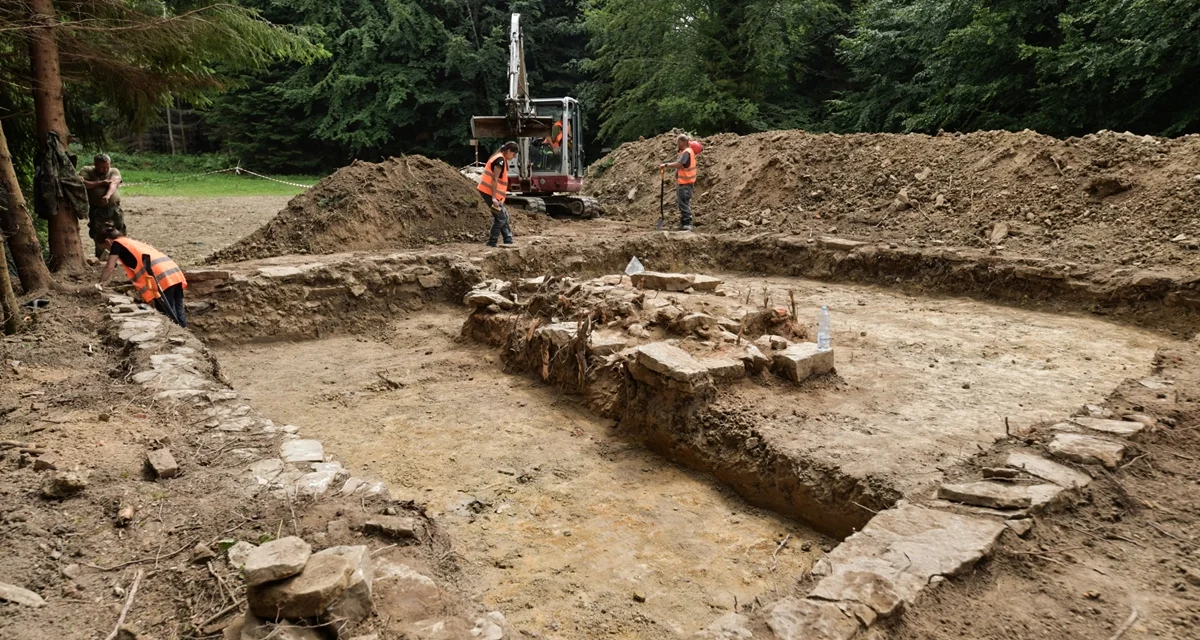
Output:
[119, 169, 321, 198]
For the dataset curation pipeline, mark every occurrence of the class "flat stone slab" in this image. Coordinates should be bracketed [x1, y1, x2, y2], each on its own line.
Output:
[256, 266, 304, 278]
[536, 322, 578, 347]
[1006, 452, 1091, 489]
[635, 342, 708, 384]
[281, 439, 325, 463]
[772, 343, 835, 382]
[764, 597, 859, 640]
[249, 551, 354, 619]
[1067, 417, 1145, 436]
[808, 502, 1004, 617]
[938, 482, 1032, 510]
[588, 331, 628, 357]
[630, 271, 694, 292]
[464, 290, 515, 310]
[1048, 433, 1126, 469]
[691, 275, 723, 292]
[243, 536, 312, 586]
[0, 582, 45, 607]
[701, 358, 746, 380]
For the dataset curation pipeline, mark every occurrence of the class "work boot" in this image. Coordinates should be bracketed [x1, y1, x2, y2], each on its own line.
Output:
[676, 224, 694, 232]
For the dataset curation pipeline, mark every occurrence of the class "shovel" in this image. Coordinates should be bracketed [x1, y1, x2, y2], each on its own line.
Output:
[656, 166, 666, 230]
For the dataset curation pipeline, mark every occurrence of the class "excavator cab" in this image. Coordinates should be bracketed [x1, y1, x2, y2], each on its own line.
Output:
[526, 98, 583, 194]
[466, 13, 599, 218]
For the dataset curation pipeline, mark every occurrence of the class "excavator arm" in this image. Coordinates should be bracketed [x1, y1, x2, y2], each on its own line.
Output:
[471, 14, 555, 140]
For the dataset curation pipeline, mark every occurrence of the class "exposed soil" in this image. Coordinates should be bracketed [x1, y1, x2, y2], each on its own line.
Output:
[207, 156, 555, 264]
[214, 309, 825, 638]
[77, 195, 291, 267]
[586, 131, 1200, 271]
[882, 340, 1200, 640]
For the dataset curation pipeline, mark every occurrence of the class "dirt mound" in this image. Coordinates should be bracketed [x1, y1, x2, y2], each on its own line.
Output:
[209, 155, 548, 263]
[585, 130, 1200, 270]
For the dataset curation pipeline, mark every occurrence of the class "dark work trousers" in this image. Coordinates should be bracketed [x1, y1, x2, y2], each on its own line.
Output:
[154, 283, 188, 328]
[480, 192, 514, 246]
[676, 184, 694, 227]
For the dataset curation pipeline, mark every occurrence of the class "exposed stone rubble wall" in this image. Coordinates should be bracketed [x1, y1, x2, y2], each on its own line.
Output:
[101, 294, 505, 639]
[182, 252, 483, 345]
[457, 274, 895, 540]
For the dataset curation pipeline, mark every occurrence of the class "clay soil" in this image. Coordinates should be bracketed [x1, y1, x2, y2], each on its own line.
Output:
[587, 131, 1200, 271]
[207, 155, 554, 264]
[213, 308, 824, 638]
[6, 124, 1200, 640]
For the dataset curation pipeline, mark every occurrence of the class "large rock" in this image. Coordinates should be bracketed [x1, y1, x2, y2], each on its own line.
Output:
[738, 344, 771, 373]
[807, 503, 1004, 619]
[146, 448, 180, 479]
[464, 290, 514, 310]
[316, 546, 374, 629]
[249, 552, 355, 619]
[772, 343, 835, 382]
[764, 597, 859, 640]
[243, 537, 312, 587]
[1006, 452, 1091, 489]
[937, 482, 1032, 510]
[630, 271, 694, 292]
[0, 582, 45, 607]
[676, 313, 717, 334]
[634, 342, 708, 384]
[1048, 433, 1126, 468]
[40, 470, 88, 499]
[281, 440, 325, 464]
[295, 462, 348, 498]
[227, 541, 257, 570]
[1066, 417, 1145, 437]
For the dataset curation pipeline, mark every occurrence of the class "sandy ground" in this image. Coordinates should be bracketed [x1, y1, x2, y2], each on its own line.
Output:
[715, 275, 1172, 496]
[216, 308, 823, 638]
[78, 195, 291, 267]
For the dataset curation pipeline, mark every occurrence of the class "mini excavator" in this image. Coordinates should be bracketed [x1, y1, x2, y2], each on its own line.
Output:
[464, 14, 600, 218]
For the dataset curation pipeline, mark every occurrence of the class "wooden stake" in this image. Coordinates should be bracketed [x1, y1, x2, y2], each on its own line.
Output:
[104, 569, 143, 640]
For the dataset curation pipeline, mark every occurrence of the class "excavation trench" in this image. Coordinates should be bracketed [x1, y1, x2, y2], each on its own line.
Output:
[191, 243, 1171, 636]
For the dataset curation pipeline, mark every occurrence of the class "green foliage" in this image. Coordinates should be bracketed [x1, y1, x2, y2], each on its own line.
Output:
[204, 0, 593, 172]
[101, 151, 238, 173]
[118, 169, 317, 197]
[583, 0, 851, 143]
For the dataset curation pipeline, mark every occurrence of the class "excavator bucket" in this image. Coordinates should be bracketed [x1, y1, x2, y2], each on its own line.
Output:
[471, 115, 555, 140]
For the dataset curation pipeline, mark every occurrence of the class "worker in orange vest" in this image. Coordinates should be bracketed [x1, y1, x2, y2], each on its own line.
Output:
[658, 134, 697, 231]
[95, 228, 189, 327]
[545, 120, 563, 151]
[477, 141, 519, 247]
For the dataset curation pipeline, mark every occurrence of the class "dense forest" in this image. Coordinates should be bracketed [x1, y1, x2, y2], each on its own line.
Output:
[2, 0, 1199, 172]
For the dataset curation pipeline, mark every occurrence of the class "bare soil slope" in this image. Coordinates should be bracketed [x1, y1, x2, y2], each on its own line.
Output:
[586, 131, 1200, 270]
[208, 155, 549, 263]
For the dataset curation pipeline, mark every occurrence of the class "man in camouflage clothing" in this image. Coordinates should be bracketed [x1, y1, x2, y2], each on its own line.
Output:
[80, 153, 125, 259]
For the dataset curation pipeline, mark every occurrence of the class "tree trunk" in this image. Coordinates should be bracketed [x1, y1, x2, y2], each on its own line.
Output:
[0, 231, 20, 334]
[166, 105, 176, 154]
[0, 120, 53, 294]
[177, 101, 187, 154]
[27, 0, 84, 273]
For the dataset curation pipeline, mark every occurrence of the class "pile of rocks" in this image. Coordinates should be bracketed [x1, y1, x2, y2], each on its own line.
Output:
[224, 537, 374, 639]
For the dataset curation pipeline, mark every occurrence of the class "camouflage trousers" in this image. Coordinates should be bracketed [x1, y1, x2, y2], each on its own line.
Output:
[87, 205, 126, 259]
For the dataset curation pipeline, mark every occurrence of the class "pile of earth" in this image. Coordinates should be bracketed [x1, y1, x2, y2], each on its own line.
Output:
[585, 130, 1200, 271]
[208, 155, 550, 263]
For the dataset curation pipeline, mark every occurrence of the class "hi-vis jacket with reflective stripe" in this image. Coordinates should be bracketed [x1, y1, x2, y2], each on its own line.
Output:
[477, 152, 510, 203]
[677, 147, 697, 185]
[113, 237, 187, 303]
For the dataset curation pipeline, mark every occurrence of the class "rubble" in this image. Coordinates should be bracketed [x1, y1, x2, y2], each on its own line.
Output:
[40, 470, 89, 499]
[772, 343, 835, 382]
[1048, 433, 1126, 468]
[243, 536, 312, 587]
[146, 448, 181, 479]
[363, 516, 418, 540]
[248, 552, 355, 619]
[314, 546, 374, 628]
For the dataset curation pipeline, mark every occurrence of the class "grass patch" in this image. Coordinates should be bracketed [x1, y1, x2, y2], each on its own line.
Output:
[120, 169, 321, 198]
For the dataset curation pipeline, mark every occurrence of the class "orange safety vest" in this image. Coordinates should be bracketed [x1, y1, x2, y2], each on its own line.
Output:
[477, 152, 509, 203]
[551, 120, 563, 149]
[677, 146, 697, 185]
[113, 237, 187, 303]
